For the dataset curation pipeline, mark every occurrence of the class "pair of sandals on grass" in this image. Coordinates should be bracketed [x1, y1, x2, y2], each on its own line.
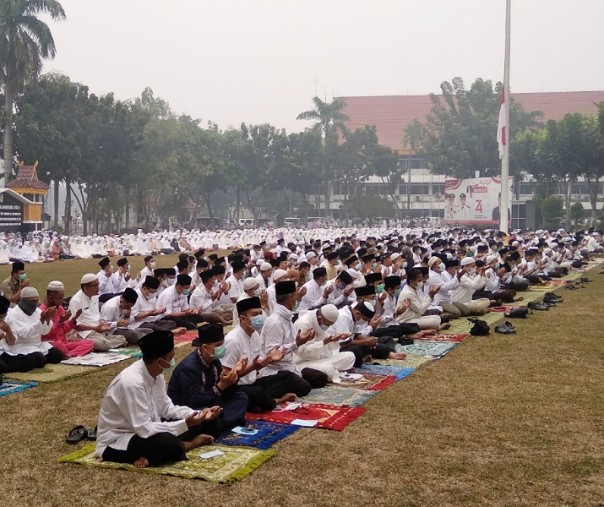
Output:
[66, 424, 97, 444]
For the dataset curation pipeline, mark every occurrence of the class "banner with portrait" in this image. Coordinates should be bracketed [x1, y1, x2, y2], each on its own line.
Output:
[443, 177, 512, 225]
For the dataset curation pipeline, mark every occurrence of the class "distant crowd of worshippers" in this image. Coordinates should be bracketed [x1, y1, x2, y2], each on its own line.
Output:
[0, 227, 602, 467]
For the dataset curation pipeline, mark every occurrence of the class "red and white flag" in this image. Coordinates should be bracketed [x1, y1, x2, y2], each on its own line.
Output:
[497, 89, 507, 159]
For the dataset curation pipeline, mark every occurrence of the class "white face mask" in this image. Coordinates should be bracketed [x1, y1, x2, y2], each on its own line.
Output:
[167, 277, 176, 286]
[469, 267, 477, 275]
[416, 281, 424, 290]
[149, 261, 156, 269]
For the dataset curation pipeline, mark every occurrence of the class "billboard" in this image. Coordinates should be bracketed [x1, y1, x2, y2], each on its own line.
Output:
[443, 177, 512, 225]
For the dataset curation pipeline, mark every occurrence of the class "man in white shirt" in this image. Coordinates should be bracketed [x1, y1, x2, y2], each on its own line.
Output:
[112, 257, 137, 293]
[324, 270, 355, 308]
[223, 297, 300, 411]
[298, 267, 332, 314]
[97, 257, 121, 303]
[100, 288, 151, 345]
[136, 256, 156, 289]
[255, 262, 273, 289]
[261, 281, 327, 393]
[156, 274, 207, 330]
[69, 274, 127, 351]
[95, 330, 220, 468]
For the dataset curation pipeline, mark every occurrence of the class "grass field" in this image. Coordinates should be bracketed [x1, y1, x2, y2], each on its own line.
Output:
[1, 259, 603, 506]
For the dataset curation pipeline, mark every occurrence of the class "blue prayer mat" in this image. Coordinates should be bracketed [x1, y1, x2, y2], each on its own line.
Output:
[216, 420, 300, 450]
[0, 380, 38, 397]
[357, 365, 416, 380]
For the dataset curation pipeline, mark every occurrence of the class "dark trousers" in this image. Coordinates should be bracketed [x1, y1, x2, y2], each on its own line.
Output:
[0, 347, 64, 373]
[180, 391, 249, 438]
[474, 289, 516, 303]
[239, 370, 309, 412]
[139, 319, 177, 332]
[371, 323, 420, 338]
[102, 432, 186, 467]
[340, 343, 391, 368]
[165, 315, 206, 330]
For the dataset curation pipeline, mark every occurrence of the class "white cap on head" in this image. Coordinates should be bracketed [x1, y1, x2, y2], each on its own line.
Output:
[427, 256, 440, 268]
[21, 286, 39, 298]
[306, 251, 317, 259]
[260, 262, 272, 272]
[81, 273, 97, 284]
[320, 304, 339, 323]
[486, 254, 498, 265]
[272, 269, 288, 281]
[243, 278, 259, 291]
[47, 280, 65, 291]
[390, 253, 401, 261]
[460, 257, 476, 267]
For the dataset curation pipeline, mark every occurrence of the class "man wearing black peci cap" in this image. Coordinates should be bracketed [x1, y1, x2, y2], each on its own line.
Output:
[97, 256, 121, 303]
[168, 324, 248, 436]
[95, 331, 220, 468]
[261, 281, 328, 392]
[0, 261, 29, 307]
[100, 288, 152, 345]
[112, 257, 136, 293]
[130, 276, 182, 333]
[223, 296, 298, 411]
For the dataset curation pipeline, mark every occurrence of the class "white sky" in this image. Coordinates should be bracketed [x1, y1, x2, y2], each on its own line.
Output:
[43, 0, 604, 132]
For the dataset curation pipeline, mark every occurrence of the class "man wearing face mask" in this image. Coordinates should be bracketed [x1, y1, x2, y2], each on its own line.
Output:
[0, 261, 30, 307]
[97, 256, 121, 303]
[135, 256, 156, 289]
[293, 304, 356, 383]
[131, 276, 179, 332]
[111, 257, 136, 293]
[96, 331, 220, 468]
[397, 269, 448, 331]
[223, 297, 298, 411]
[168, 324, 248, 437]
[3, 286, 64, 370]
[298, 267, 332, 315]
[324, 270, 355, 308]
[450, 258, 491, 315]
[157, 274, 210, 330]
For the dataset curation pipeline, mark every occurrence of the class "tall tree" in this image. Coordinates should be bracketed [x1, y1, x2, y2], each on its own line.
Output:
[297, 96, 349, 218]
[0, 0, 65, 183]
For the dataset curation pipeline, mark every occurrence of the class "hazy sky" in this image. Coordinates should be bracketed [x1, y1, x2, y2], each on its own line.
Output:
[43, 0, 604, 132]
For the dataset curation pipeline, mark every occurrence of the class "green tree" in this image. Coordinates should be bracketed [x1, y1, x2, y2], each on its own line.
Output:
[0, 0, 65, 183]
[297, 96, 349, 218]
[541, 195, 564, 229]
[569, 201, 584, 228]
[405, 77, 540, 180]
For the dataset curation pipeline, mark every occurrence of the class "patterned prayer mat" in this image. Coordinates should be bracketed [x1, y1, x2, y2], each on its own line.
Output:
[216, 420, 299, 450]
[378, 355, 434, 369]
[357, 365, 417, 380]
[61, 352, 133, 367]
[301, 386, 378, 408]
[174, 330, 197, 348]
[396, 341, 458, 358]
[59, 442, 275, 484]
[246, 402, 366, 431]
[0, 380, 37, 397]
[110, 346, 142, 358]
[490, 305, 515, 313]
[412, 333, 470, 343]
[334, 372, 398, 391]
[6, 363, 98, 383]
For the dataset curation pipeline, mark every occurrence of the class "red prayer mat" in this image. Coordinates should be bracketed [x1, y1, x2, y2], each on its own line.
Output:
[414, 333, 470, 343]
[490, 305, 514, 313]
[174, 330, 197, 345]
[246, 402, 366, 431]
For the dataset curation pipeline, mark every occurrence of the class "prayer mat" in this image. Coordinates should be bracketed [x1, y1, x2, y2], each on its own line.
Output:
[302, 386, 378, 408]
[357, 365, 416, 380]
[109, 346, 142, 358]
[378, 355, 434, 369]
[216, 420, 299, 450]
[412, 333, 469, 343]
[334, 372, 398, 391]
[0, 380, 37, 397]
[246, 402, 366, 431]
[396, 341, 458, 358]
[174, 330, 197, 347]
[490, 305, 514, 313]
[59, 442, 275, 484]
[61, 352, 133, 367]
[6, 363, 98, 383]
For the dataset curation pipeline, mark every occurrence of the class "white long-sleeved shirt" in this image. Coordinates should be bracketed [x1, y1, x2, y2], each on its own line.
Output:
[222, 325, 263, 385]
[294, 310, 339, 362]
[111, 271, 136, 293]
[396, 285, 433, 322]
[426, 270, 460, 306]
[189, 284, 215, 312]
[97, 269, 120, 295]
[3, 306, 52, 355]
[100, 296, 132, 330]
[130, 289, 161, 328]
[260, 303, 298, 376]
[156, 285, 189, 316]
[95, 360, 193, 457]
[69, 290, 101, 338]
[298, 280, 327, 314]
[450, 273, 487, 303]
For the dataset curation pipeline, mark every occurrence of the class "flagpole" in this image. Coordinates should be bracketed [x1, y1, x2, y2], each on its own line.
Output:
[500, 0, 511, 233]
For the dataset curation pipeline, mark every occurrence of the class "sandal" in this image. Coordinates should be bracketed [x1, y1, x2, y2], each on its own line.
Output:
[66, 425, 88, 444]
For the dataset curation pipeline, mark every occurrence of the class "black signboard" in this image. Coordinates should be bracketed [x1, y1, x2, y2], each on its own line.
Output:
[0, 192, 24, 231]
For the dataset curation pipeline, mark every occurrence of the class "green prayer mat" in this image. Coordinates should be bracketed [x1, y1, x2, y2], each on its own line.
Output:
[302, 386, 378, 407]
[6, 363, 99, 383]
[59, 442, 276, 484]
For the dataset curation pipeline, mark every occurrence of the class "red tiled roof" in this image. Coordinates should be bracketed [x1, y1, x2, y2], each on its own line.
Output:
[339, 91, 604, 153]
[6, 164, 49, 190]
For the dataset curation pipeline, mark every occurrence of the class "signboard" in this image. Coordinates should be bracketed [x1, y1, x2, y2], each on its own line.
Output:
[0, 192, 24, 231]
[443, 177, 512, 225]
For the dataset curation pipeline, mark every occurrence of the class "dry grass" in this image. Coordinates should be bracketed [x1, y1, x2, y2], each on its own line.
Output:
[1, 261, 603, 506]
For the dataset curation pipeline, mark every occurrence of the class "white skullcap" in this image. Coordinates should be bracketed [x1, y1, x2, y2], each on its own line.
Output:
[272, 269, 288, 281]
[306, 251, 317, 259]
[543, 248, 552, 255]
[390, 253, 401, 261]
[243, 278, 260, 290]
[260, 262, 272, 272]
[486, 254, 498, 265]
[427, 256, 440, 268]
[320, 304, 339, 323]
[47, 280, 65, 291]
[460, 257, 476, 267]
[21, 286, 39, 298]
[81, 273, 98, 284]
[256, 259, 263, 266]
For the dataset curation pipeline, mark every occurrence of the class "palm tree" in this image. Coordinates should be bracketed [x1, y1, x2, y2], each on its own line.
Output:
[0, 0, 66, 184]
[297, 96, 349, 219]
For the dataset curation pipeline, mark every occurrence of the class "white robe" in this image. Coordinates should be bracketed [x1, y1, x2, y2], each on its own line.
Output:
[3, 305, 53, 355]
